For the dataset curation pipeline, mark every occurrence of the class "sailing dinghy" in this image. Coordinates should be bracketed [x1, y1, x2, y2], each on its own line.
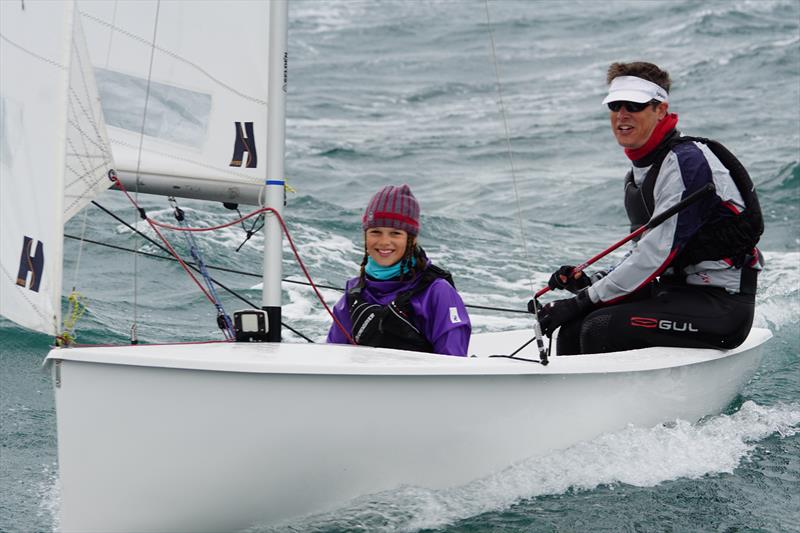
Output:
[0, 1, 770, 531]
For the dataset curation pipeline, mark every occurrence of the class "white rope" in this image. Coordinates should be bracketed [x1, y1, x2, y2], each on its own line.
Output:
[483, 1, 535, 294]
[483, 0, 547, 359]
[129, 0, 162, 342]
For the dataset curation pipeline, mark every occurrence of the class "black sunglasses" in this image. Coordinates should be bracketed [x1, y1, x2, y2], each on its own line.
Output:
[607, 100, 658, 113]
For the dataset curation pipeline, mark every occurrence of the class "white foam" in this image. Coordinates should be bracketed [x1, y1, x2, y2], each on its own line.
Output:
[754, 251, 800, 331]
[269, 401, 800, 532]
[38, 461, 60, 532]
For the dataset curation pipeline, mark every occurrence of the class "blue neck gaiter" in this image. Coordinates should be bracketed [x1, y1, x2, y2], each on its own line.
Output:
[365, 256, 417, 280]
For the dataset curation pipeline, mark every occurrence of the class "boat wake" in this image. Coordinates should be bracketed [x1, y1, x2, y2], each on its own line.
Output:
[35, 462, 59, 532]
[256, 400, 800, 533]
[752, 251, 799, 332]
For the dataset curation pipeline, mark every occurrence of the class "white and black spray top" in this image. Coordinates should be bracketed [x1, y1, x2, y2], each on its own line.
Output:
[588, 130, 764, 305]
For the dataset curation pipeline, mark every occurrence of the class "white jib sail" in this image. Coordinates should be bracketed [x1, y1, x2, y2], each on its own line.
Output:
[78, 1, 271, 205]
[0, 0, 115, 336]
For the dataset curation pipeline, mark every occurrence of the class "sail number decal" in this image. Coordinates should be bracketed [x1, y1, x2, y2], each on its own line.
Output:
[16, 236, 44, 292]
[230, 122, 258, 168]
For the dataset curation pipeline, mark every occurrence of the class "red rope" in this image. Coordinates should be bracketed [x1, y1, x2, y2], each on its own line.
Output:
[111, 176, 356, 345]
[147, 209, 264, 232]
[113, 179, 216, 305]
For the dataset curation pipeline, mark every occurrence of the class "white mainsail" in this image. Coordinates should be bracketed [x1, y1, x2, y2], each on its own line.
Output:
[0, 0, 114, 336]
[78, 0, 272, 205]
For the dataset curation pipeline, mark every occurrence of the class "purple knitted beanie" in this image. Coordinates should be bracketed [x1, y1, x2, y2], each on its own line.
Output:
[361, 184, 420, 236]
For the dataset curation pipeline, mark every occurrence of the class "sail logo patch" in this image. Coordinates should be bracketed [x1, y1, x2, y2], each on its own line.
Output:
[229, 122, 257, 168]
[16, 236, 44, 292]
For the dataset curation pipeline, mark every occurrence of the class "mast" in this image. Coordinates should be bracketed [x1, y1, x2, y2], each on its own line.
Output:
[262, 0, 288, 341]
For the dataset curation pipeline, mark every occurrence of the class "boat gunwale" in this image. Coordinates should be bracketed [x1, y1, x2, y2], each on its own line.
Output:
[43, 327, 772, 377]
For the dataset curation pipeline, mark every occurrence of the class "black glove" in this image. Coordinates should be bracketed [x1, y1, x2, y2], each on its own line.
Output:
[537, 290, 595, 337]
[548, 265, 591, 294]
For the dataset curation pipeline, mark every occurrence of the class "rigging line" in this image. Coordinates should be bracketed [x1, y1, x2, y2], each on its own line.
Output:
[484, 1, 547, 358]
[65, 233, 531, 315]
[64, 239, 314, 343]
[90, 199, 315, 342]
[144, 205, 269, 232]
[483, 0, 534, 294]
[64, 132, 93, 295]
[104, 0, 118, 69]
[170, 197, 235, 340]
[111, 177, 356, 345]
[128, 0, 161, 344]
[69, 211, 338, 290]
[235, 206, 264, 252]
[146, 213, 216, 304]
[97, 195, 218, 313]
[70, 204, 91, 292]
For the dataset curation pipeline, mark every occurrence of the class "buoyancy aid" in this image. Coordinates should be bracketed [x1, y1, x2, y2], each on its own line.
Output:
[624, 133, 764, 268]
[347, 264, 455, 352]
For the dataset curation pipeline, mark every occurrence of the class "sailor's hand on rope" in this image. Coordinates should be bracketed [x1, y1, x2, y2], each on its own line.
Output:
[548, 265, 592, 294]
[536, 290, 595, 337]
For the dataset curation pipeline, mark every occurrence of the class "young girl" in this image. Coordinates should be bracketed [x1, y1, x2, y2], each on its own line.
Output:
[326, 184, 471, 356]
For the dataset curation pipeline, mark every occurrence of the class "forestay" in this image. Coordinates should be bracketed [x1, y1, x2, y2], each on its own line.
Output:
[0, 0, 114, 335]
[78, 1, 272, 205]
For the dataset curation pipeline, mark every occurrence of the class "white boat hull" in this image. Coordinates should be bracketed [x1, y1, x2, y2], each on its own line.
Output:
[48, 327, 771, 532]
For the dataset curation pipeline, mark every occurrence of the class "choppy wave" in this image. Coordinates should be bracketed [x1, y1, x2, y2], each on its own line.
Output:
[764, 161, 800, 197]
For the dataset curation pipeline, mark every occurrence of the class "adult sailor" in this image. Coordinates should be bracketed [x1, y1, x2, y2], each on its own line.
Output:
[535, 61, 764, 355]
[327, 184, 471, 356]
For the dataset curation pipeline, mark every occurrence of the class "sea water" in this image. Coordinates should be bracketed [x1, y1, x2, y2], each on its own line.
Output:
[1, 0, 798, 531]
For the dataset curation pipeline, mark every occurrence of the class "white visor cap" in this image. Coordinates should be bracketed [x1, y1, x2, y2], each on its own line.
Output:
[602, 76, 669, 105]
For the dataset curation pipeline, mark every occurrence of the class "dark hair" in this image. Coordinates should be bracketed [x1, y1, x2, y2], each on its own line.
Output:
[607, 61, 671, 94]
[400, 237, 428, 279]
[358, 235, 427, 285]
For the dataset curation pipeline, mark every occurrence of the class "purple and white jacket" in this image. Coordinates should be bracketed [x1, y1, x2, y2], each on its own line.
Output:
[326, 268, 471, 356]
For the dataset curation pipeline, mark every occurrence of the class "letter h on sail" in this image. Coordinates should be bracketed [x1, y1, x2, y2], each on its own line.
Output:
[230, 122, 258, 168]
[16, 236, 44, 292]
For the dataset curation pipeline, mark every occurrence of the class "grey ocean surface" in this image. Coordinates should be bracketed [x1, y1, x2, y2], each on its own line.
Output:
[2, 0, 799, 531]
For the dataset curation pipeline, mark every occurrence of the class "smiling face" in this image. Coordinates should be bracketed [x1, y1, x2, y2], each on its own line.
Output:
[610, 100, 669, 149]
[365, 227, 409, 267]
